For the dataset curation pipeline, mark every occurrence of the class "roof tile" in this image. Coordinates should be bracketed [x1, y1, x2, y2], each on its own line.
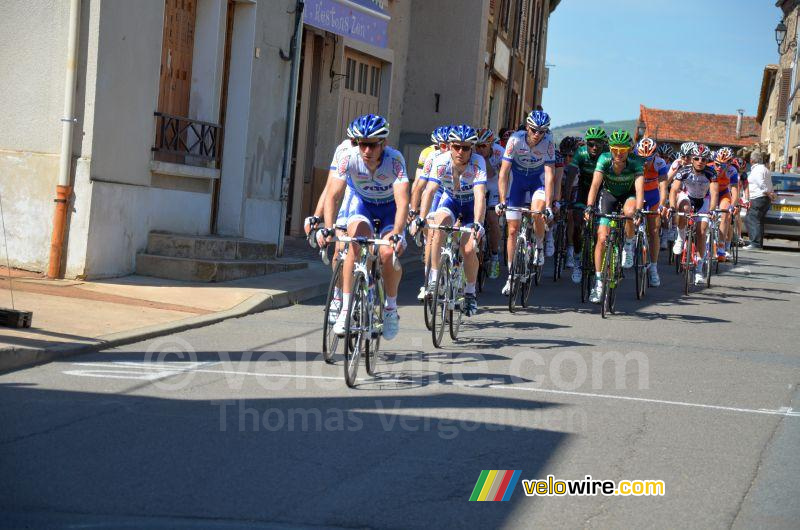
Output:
[638, 105, 761, 148]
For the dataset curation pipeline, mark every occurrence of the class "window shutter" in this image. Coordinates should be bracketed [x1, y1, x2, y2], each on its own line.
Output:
[518, 0, 529, 55]
[778, 67, 792, 121]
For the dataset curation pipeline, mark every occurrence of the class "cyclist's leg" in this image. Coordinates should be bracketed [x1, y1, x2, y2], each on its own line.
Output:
[531, 188, 547, 250]
[459, 204, 479, 284]
[719, 194, 732, 250]
[595, 190, 618, 273]
[696, 197, 710, 260]
[643, 190, 660, 263]
[430, 197, 456, 284]
[505, 175, 530, 272]
[423, 191, 442, 276]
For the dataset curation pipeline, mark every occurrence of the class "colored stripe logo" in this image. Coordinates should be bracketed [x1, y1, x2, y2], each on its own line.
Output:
[469, 470, 522, 501]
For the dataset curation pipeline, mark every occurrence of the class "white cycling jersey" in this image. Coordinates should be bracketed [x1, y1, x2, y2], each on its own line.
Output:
[502, 130, 556, 179]
[329, 139, 354, 170]
[674, 165, 717, 199]
[335, 146, 409, 204]
[427, 151, 487, 203]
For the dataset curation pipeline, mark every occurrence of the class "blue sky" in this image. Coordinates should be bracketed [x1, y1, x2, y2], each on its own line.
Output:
[542, 0, 781, 126]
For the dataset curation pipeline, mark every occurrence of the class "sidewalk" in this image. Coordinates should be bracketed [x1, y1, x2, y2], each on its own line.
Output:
[0, 236, 423, 373]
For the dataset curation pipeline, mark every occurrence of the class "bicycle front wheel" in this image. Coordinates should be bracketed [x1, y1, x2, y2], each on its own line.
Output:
[365, 278, 384, 377]
[508, 241, 524, 313]
[431, 259, 450, 348]
[344, 275, 368, 388]
[322, 258, 343, 364]
[449, 268, 464, 340]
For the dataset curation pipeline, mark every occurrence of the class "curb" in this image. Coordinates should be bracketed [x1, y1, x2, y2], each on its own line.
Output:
[0, 254, 424, 375]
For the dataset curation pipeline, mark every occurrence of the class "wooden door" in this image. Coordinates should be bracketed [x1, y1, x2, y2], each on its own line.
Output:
[340, 49, 381, 138]
[157, 0, 197, 118]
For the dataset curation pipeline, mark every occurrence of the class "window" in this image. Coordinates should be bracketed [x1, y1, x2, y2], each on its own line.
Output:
[345, 58, 356, 90]
[370, 66, 380, 97]
[358, 62, 368, 94]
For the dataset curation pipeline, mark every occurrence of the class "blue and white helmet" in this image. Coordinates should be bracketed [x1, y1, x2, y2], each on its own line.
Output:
[431, 126, 450, 144]
[526, 110, 551, 129]
[346, 118, 357, 139]
[447, 124, 478, 144]
[350, 114, 390, 139]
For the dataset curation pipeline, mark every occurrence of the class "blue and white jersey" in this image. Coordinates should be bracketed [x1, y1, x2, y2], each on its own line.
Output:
[675, 165, 717, 199]
[335, 146, 409, 204]
[502, 130, 556, 180]
[488, 142, 504, 173]
[419, 147, 445, 182]
[428, 151, 487, 203]
[329, 139, 354, 170]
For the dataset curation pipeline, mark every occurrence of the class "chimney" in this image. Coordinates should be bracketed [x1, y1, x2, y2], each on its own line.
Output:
[736, 109, 745, 139]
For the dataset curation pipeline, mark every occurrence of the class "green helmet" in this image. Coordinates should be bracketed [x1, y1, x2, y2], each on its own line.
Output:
[585, 127, 608, 141]
[608, 129, 632, 147]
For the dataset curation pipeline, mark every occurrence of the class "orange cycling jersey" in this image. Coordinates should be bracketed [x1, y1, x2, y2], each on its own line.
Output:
[642, 156, 668, 192]
[712, 163, 739, 195]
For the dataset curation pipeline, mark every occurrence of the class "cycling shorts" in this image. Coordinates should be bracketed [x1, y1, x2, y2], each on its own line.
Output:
[436, 193, 476, 227]
[643, 189, 661, 211]
[597, 189, 635, 227]
[344, 193, 397, 235]
[677, 192, 710, 216]
[426, 190, 443, 220]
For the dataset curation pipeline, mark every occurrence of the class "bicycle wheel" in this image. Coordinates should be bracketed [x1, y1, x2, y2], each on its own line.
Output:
[423, 247, 434, 331]
[599, 240, 612, 318]
[322, 258, 343, 364]
[508, 240, 524, 313]
[705, 232, 713, 288]
[732, 221, 740, 265]
[636, 232, 649, 300]
[476, 237, 487, 293]
[449, 268, 464, 340]
[580, 228, 593, 303]
[682, 236, 692, 296]
[365, 277, 384, 377]
[608, 241, 621, 314]
[431, 258, 450, 348]
[344, 275, 368, 388]
[553, 222, 564, 282]
[521, 249, 535, 308]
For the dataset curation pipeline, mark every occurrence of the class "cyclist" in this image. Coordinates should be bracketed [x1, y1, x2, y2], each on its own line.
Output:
[410, 126, 450, 300]
[569, 127, 609, 284]
[585, 130, 645, 303]
[414, 124, 487, 316]
[496, 110, 557, 296]
[559, 136, 581, 268]
[669, 144, 719, 285]
[635, 137, 668, 287]
[475, 127, 505, 279]
[733, 157, 748, 244]
[305, 122, 358, 323]
[323, 114, 410, 339]
[669, 142, 696, 181]
[657, 143, 675, 165]
[711, 147, 739, 260]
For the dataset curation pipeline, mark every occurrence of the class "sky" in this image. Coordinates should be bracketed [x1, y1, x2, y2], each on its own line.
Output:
[542, 0, 781, 127]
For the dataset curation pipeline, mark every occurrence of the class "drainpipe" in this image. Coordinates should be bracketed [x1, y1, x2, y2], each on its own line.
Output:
[736, 109, 744, 139]
[47, 0, 81, 279]
[277, 0, 304, 256]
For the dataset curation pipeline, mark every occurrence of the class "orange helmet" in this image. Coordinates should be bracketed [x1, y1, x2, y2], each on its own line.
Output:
[475, 128, 495, 145]
[635, 137, 658, 158]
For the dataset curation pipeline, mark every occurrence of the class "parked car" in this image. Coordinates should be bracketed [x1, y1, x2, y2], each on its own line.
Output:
[740, 173, 800, 241]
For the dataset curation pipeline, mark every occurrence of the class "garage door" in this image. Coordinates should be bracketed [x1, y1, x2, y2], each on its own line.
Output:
[340, 49, 382, 138]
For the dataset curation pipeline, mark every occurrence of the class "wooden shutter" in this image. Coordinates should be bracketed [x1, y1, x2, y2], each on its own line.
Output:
[778, 67, 792, 121]
[518, 0, 529, 55]
[157, 0, 197, 118]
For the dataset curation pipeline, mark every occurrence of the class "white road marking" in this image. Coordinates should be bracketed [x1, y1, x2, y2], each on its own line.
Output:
[63, 361, 800, 419]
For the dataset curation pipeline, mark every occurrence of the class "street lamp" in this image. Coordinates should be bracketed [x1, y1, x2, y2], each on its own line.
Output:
[776, 20, 787, 49]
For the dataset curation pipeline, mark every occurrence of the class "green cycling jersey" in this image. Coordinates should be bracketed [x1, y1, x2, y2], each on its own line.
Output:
[594, 152, 643, 197]
[570, 145, 605, 187]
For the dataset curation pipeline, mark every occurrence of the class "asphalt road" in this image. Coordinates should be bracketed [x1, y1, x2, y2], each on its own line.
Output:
[2, 244, 799, 529]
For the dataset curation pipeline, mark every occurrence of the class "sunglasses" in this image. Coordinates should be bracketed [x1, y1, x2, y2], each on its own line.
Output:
[528, 127, 548, 135]
[476, 143, 490, 150]
[357, 140, 383, 149]
[691, 156, 706, 162]
[610, 147, 631, 155]
[451, 144, 472, 152]
[586, 141, 604, 148]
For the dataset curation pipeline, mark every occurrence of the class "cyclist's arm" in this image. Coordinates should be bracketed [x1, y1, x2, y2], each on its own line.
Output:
[473, 184, 486, 226]
[709, 181, 719, 212]
[730, 181, 740, 207]
[544, 163, 555, 208]
[669, 178, 681, 209]
[410, 176, 427, 213]
[324, 177, 347, 230]
[586, 170, 603, 208]
[634, 174, 645, 211]
[498, 160, 512, 204]
[419, 180, 440, 221]
[553, 165, 563, 203]
[392, 181, 410, 238]
[658, 176, 668, 209]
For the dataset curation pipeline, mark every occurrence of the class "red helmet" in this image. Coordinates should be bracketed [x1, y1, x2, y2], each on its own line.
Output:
[635, 137, 658, 158]
[715, 146, 734, 164]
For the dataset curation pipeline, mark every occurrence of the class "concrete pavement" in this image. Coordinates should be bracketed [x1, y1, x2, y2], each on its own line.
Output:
[0, 241, 798, 528]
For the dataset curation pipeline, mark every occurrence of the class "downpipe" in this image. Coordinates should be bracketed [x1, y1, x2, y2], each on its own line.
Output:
[277, 0, 305, 255]
[48, 0, 81, 278]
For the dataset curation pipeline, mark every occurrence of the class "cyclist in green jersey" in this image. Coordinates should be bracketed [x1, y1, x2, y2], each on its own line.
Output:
[584, 130, 645, 303]
[569, 127, 608, 284]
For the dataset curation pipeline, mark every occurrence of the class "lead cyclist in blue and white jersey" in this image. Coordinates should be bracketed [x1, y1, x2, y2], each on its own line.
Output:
[413, 124, 487, 316]
[495, 110, 557, 296]
[323, 114, 410, 339]
[669, 143, 719, 285]
[475, 127, 505, 279]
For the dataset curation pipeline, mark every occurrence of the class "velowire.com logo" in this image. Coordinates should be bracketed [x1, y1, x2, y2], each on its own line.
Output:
[469, 470, 522, 502]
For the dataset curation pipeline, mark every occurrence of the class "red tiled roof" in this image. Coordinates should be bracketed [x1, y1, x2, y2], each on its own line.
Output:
[638, 105, 761, 148]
